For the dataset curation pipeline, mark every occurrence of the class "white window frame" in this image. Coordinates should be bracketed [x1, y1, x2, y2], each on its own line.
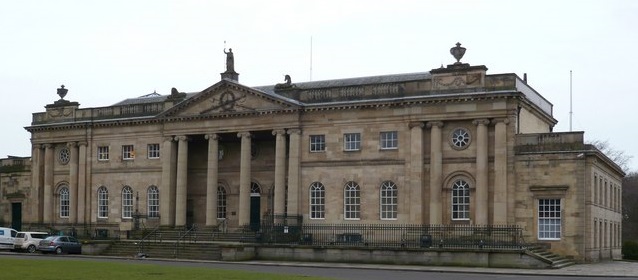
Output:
[147, 143, 160, 159]
[147, 186, 159, 218]
[344, 181, 361, 220]
[122, 145, 135, 160]
[380, 131, 398, 150]
[451, 179, 470, 220]
[309, 135, 326, 152]
[97, 146, 110, 161]
[343, 133, 361, 151]
[538, 198, 561, 240]
[309, 182, 326, 219]
[59, 186, 70, 218]
[380, 181, 398, 220]
[122, 186, 133, 219]
[98, 186, 109, 219]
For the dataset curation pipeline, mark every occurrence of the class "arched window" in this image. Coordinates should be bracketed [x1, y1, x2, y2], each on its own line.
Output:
[147, 186, 159, 218]
[309, 182, 325, 219]
[251, 182, 261, 196]
[122, 186, 133, 219]
[217, 186, 227, 219]
[98, 186, 109, 219]
[380, 181, 398, 220]
[452, 179, 470, 220]
[59, 185, 70, 218]
[344, 181, 360, 220]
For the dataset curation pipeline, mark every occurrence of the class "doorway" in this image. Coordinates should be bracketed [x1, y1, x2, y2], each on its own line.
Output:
[11, 203, 22, 231]
[249, 182, 261, 231]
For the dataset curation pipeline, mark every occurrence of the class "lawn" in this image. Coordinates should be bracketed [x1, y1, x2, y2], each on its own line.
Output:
[0, 258, 334, 280]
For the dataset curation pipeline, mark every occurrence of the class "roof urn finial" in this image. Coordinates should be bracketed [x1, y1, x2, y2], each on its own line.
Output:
[57, 85, 68, 100]
[450, 42, 466, 64]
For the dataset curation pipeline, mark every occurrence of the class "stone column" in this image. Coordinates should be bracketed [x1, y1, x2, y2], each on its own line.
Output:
[205, 133, 219, 227]
[237, 132, 252, 227]
[408, 122, 424, 224]
[493, 118, 509, 224]
[286, 129, 301, 216]
[43, 144, 54, 223]
[67, 142, 78, 224]
[273, 129, 287, 215]
[77, 142, 87, 224]
[427, 121, 443, 224]
[473, 119, 490, 225]
[174, 136, 189, 227]
[160, 137, 176, 226]
[30, 144, 43, 223]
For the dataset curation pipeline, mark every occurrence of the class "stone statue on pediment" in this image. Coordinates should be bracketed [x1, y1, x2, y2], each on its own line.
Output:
[224, 48, 234, 72]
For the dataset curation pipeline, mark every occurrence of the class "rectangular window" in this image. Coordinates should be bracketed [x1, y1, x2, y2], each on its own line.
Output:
[147, 143, 160, 159]
[380, 131, 398, 150]
[97, 146, 110, 161]
[122, 145, 135, 160]
[343, 133, 361, 151]
[309, 135, 326, 152]
[538, 199, 561, 240]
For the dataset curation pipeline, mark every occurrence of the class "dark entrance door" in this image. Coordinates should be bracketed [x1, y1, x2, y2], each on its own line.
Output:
[250, 196, 261, 231]
[11, 203, 22, 231]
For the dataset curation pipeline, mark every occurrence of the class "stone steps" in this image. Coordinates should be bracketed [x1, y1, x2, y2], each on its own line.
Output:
[527, 246, 576, 268]
[101, 240, 222, 260]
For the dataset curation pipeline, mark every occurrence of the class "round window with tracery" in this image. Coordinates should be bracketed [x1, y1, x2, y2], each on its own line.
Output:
[58, 147, 70, 165]
[450, 128, 471, 149]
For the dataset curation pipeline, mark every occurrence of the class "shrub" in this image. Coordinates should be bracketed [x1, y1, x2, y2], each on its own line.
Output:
[623, 241, 638, 260]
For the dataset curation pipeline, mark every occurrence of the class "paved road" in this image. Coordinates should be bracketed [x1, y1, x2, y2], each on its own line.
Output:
[1, 252, 637, 280]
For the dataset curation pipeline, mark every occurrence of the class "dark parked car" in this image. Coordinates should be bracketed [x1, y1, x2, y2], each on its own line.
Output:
[38, 235, 82, 254]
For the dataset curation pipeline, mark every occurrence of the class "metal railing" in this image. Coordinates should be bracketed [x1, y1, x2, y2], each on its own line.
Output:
[260, 223, 526, 250]
[136, 226, 160, 257]
[174, 225, 197, 258]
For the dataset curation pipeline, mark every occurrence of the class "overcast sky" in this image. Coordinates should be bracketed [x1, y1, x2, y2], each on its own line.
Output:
[1, 0, 636, 172]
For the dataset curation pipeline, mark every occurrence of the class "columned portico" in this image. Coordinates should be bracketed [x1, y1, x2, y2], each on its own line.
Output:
[427, 121, 443, 224]
[408, 122, 424, 224]
[286, 129, 301, 216]
[67, 142, 78, 224]
[160, 137, 176, 226]
[493, 118, 509, 224]
[238, 132, 252, 227]
[43, 144, 54, 223]
[205, 133, 219, 227]
[273, 129, 287, 215]
[473, 119, 490, 225]
[174, 136, 190, 227]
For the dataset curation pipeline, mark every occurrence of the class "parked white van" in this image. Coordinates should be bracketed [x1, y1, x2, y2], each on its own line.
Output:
[0, 227, 18, 250]
[14, 232, 49, 253]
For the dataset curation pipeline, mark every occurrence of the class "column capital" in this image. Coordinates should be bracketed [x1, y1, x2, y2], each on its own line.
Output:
[272, 129, 287, 136]
[78, 141, 88, 147]
[408, 121, 424, 129]
[174, 135, 190, 142]
[287, 128, 301, 135]
[205, 133, 220, 141]
[43, 143, 53, 149]
[492, 118, 510, 125]
[66, 141, 77, 148]
[425, 121, 444, 129]
[163, 136, 175, 142]
[237, 132, 252, 139]
[472, 118, 490, 126]
[32, 143, 43, 150]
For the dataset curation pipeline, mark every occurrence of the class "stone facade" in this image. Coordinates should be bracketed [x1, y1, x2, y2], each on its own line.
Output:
[10, 44, 625, 262]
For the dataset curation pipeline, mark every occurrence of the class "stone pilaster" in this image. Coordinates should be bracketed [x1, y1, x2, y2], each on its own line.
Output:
[43, 144, 54, 223]
[473, 119, 490, 225]
[238, 132, 252, 227]
[160, 137, 176, 226]
[273, 129, 287, 215]
[77, 142, 87, 224]
[287, 129, 301, 216]
[67, 142, 78, 224]
[205, 133, 219, 227]
[408, 122, 424, 224]
[174, 136, 190, 227]
[427, 121, 443, 224]
[30, 144, 43, 223]
[493, 118, 509, 224]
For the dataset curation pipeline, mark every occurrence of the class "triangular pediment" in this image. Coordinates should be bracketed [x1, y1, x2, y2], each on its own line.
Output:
[163, 80, 299, 117]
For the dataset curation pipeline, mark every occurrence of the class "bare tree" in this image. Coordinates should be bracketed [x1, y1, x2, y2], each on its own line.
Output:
[588, 140, 633, 172]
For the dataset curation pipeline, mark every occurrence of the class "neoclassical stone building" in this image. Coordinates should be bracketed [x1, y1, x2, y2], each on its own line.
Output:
[16, 44, 624, 261]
